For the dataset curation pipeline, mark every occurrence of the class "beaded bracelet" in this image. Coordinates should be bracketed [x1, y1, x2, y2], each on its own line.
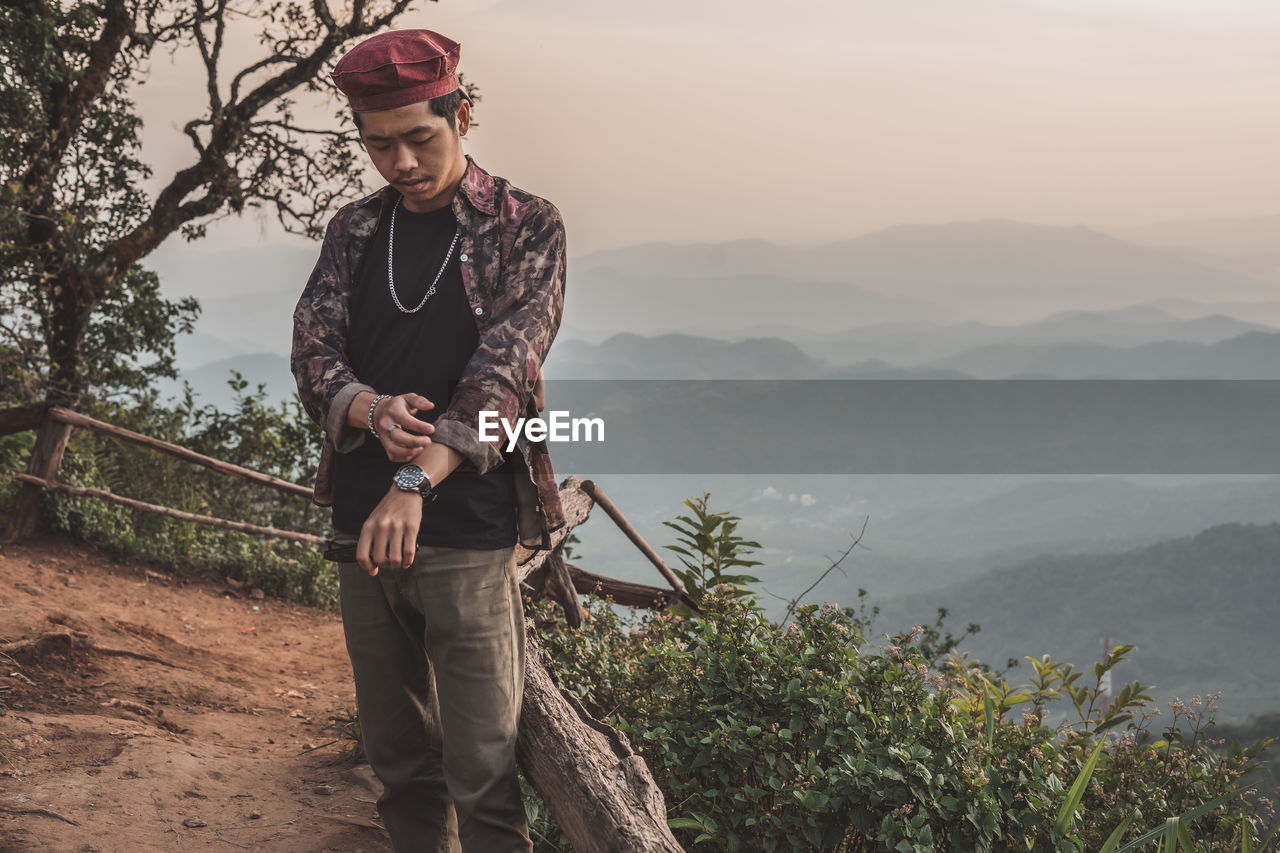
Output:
[367, 394, 393, 438]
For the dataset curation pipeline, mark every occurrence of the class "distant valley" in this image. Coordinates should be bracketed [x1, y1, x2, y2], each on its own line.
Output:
[148, 214, 1280, 717]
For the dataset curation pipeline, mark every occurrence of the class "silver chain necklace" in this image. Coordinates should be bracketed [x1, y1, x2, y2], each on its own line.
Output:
[387, 195, 460, 314]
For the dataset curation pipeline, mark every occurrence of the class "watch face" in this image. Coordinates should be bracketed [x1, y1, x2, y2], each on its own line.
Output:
[394, 464, 425, 491]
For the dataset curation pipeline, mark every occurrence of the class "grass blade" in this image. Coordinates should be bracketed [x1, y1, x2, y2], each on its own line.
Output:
[1099, 811, 1138, 853]
[1055, 739, 1105, 834]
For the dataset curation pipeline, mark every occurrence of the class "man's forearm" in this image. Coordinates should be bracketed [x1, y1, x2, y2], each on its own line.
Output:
[347, 390, 379, 431]
[405, 441, 464, 491]
[351, 389, 463, 487]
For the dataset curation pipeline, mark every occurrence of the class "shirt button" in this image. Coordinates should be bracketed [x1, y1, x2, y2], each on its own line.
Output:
[459, 252, 469, 262]
[474, 307, 484, 316]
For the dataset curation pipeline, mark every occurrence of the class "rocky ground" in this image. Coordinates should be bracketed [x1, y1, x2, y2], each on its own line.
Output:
[0, 535, 393, 851]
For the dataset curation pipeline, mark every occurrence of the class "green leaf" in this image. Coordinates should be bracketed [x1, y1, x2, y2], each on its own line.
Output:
[1099, 811, 1137, 853]
[1175, 817, 1195, 852]
[1094, 714, 1130, 735]
[1054, 739, 1104, 835]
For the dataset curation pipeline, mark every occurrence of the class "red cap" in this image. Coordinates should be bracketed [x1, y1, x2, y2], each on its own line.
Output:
[331, 29, 462, 112]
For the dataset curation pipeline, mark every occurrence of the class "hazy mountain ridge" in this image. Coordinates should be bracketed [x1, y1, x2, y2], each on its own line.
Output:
[559, 268, 946, 341]
[871, 521, 1280, 719]
[569, 473, 1280, 644]
[174, 326, 1280, 410]
[790, 308, 1270, 368]
[576, 220, 1274, 325]
[160, 218, 1280, 379]
[159, 353, 297, 410]
[545, 328, 1280, 381]
[545, 334, 976, 379]
[931, 329, 1280, 379]
[1108, 213, 1280, 273]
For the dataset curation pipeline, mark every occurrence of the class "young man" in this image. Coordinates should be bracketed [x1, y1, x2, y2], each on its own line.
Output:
[290, 29, 567, 852]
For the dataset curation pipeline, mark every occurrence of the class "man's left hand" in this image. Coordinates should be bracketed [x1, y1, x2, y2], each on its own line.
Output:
[356, 488, 424, 576]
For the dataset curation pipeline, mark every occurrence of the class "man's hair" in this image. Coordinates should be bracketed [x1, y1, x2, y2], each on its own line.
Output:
[351, 88, 469, 131]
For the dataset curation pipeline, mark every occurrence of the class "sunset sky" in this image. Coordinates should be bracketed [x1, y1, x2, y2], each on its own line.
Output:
[140, 0, 1280, 257]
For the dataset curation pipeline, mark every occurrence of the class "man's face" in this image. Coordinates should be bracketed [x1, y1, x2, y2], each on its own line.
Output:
[357, 98, 470, 213]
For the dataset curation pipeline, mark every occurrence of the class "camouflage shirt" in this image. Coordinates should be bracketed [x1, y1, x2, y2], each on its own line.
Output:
[291, 155, 567, 551]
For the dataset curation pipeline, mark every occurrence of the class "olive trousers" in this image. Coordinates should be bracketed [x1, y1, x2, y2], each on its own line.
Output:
[338, 544, 532, 853]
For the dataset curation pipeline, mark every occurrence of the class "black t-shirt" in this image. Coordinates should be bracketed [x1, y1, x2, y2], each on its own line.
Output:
[331, 196, 518, 549]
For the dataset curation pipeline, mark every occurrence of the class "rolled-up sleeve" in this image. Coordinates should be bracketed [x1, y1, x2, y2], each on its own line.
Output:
[432, 201, 567, 473]
[290, 209, 376, 453]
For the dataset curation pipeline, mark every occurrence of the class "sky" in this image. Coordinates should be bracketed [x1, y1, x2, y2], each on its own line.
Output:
[138, 0, 1280, 258]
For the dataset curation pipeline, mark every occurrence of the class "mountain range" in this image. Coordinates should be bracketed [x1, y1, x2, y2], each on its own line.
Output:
[570, 219, 1276, 330]
[870, 521, 1280, 720]
[153, 217, 1280, 382]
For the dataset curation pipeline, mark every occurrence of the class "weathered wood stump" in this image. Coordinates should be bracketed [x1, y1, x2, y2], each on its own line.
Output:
[514, 476, 684, 851]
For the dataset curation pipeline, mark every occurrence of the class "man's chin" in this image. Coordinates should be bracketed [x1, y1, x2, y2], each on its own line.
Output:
[397, 179, 432, 193]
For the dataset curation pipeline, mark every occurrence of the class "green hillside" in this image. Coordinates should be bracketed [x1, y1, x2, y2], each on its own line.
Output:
[874, 521, 1280, 720]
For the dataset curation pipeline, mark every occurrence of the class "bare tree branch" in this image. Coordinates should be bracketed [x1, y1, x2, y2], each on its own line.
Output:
[191, 0, 223, 115]
[248, 118, 352, 139]
[96, 0, 416, 284]
[229, 53, 302, 103]
[312, 0, 336, 32]
[779, 515, 871, 628]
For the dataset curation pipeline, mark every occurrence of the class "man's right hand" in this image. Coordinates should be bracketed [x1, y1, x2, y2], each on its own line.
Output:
[349, 391, 436, 463]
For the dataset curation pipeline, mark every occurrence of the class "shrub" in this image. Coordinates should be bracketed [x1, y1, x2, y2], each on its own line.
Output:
[526, 494, 1276, 852]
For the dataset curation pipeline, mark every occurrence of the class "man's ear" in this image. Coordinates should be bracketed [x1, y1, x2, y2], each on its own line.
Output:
[456, 97, 471, 137]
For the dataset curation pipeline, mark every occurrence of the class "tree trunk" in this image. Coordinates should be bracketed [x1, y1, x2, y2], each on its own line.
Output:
[0, 404, 46, 437]
[45, 272, 94, 407]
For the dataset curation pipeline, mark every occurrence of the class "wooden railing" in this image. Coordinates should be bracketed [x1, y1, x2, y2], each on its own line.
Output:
[3, 404, 322, 545]
[0, 402, 695, 611]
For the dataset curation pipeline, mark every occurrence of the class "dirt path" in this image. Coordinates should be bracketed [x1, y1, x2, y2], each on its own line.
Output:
[0, 535, 392, 852]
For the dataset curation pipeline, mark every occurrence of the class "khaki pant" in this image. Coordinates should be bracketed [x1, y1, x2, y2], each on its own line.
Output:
[338, 544, 532, 853]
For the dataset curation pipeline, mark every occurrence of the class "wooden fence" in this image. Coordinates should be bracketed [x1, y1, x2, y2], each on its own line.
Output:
[0, 402, 695, 609]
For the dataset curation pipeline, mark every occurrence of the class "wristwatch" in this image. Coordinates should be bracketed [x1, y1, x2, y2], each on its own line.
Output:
[393, 464, 439, 502]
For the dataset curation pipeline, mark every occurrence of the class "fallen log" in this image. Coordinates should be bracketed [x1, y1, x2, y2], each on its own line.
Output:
[544, 547, 585, 628]
[514, 477, 684, 851]
[516, 475, 595, 623]
[518, 633, 683, 852]
[514, 474, 596, 580]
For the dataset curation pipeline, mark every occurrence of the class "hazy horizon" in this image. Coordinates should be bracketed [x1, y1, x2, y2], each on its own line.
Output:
[133, 0, 1280, 275]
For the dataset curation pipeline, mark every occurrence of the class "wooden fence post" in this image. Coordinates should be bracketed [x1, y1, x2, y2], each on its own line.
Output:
[8, 411, 72, 540]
